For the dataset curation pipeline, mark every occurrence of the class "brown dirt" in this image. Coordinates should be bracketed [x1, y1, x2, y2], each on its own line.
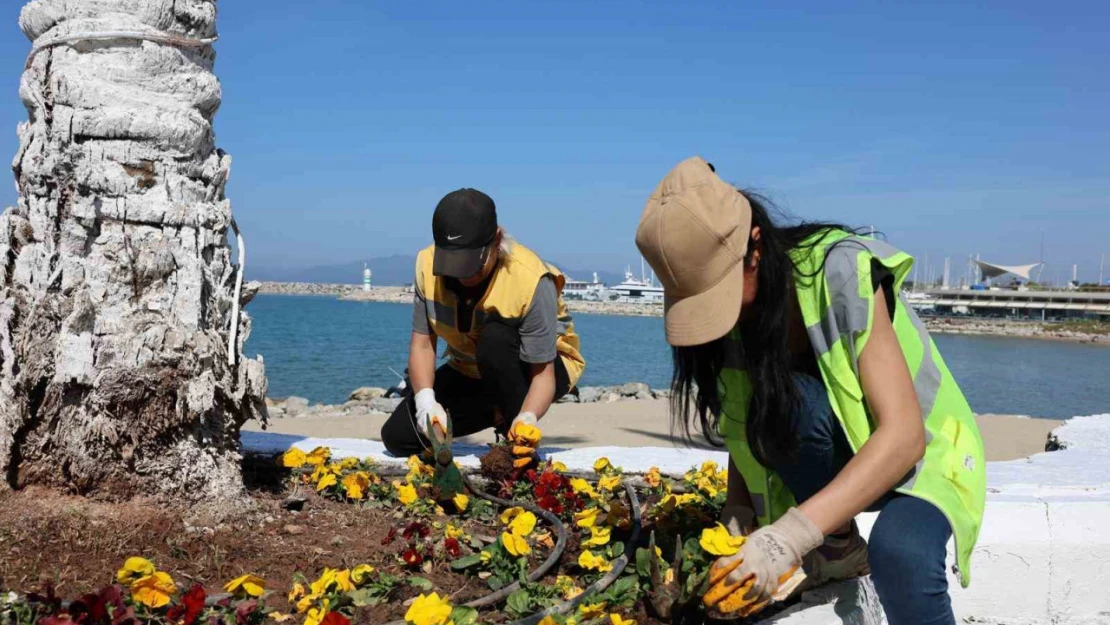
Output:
[0, 483, 498, 622]
[479, 445, 516, 483]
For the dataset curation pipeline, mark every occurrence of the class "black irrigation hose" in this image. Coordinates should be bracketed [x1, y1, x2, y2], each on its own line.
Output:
[380, 470, 569, 625]
[460, 472, 569, 608]
[507, 481, 643, 625]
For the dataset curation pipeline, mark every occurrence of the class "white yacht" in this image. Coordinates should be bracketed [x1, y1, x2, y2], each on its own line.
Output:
[563, 272, 608, 301]
[610, 263, 665, 304]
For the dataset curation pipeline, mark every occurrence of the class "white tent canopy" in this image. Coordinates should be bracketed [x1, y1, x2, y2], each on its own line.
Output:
[976, 260, 1042, 281]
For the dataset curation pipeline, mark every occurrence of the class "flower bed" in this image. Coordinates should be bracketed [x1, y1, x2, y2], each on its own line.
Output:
[1, 435, 753, 625]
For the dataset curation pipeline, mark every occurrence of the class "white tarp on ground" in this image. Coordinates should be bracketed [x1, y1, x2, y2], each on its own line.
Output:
[242, 414, 1110, 625]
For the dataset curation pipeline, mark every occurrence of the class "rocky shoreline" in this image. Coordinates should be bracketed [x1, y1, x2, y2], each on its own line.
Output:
[255, 282, 1108, 341]
[266, 381, 670, 419]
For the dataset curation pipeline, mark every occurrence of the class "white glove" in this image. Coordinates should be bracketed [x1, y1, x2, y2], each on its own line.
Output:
[720, 504, 756, 537]
[414, 388, 447, 439]
[510, 412, 538, 429]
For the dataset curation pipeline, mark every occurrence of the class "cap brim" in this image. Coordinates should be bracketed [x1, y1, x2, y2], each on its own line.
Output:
[663, 260, 745, 347]
[433, 246, 484, 279]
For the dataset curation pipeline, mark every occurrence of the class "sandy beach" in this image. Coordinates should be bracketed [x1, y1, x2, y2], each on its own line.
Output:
[245, 398, 1057, 463]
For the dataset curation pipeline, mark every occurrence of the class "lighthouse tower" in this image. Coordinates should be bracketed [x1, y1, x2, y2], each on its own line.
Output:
[363, 263, 373, 291]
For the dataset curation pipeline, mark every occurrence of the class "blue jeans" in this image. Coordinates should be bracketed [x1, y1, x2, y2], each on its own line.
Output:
[773, 374, 956, 625]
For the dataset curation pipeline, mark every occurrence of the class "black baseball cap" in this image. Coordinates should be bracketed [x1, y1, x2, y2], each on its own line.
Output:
[432, 188, 498, 278]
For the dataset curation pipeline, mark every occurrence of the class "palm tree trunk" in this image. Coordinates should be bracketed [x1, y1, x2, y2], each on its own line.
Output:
[0, 0, 267, 502]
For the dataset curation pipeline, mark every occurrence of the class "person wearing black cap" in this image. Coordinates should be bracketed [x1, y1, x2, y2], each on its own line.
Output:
[380, 189, 587, 457]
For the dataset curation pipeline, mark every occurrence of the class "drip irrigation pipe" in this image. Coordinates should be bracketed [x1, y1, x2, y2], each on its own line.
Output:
[380, 472, 569, 625]
[506, 481, 642, 625]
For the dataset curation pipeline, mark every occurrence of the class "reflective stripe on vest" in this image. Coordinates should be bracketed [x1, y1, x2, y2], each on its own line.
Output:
[717, 230, 985, 588]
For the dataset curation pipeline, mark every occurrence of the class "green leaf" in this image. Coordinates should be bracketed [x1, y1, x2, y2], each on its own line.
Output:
[450, 607, 480, 625]
[451, 554, 484, 571]
[488, 575, 506, 591]
[505, 589, 532, 618]
[635, 548, 653, 578]
[346, 588, 382, 608]
[610, 541, 625, 557]
[407, 577, 433, 591]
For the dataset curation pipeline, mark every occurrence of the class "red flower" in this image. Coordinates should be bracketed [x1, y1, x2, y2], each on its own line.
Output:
[402, 548, 424, 567]
[168, 585, 207, 625]
[538, 471, 564, 489]
[382, 526, 398, 545]
[403, 522, 430, 540]
[525, 469, 538, 483]
[535, 485, 549, 498]
[321, 613, 352, 625]
[234, 599, 259, 625]
[538, 495, 564, 515]
[444, 538, 462, 558]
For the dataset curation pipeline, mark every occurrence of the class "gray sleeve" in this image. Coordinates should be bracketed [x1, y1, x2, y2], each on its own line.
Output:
[412, 291, 432, 335]
[519, 276, 559, 364]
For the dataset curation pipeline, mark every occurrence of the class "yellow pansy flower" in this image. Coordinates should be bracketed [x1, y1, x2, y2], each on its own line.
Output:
[574, 507, 601, 528]
[579, 602, 607, 618]
[502, 531, 532, 557]
[287, 582, 306, 603]
[499, 506, 525, 525]
[584, 526, 611, 547]
[700, 460, 719, 475]
[296, 594, 317, 614]
[699, 523, 746, 556]
[644, 467, 662, 488]
[593, 457, 611, 474]
[508, 511, 537, 536]
[305, 605, 328, 625]
[310, 568, 339, 596]
[538, 617, 559, 625]
[394, 480, 418, 506]
[280, 448, 307, 468]
[404, 592, 453, 625]
[131, 571, 177, 608]
[305, 446, 330, 467]
[116, 556, 155, 585]
[445, 521, 465, 540]
[316, 473, 338, 492]
[342, 472, 371, 500]
[333, 569, 354, 592]
[550, 461, 568, 473]
[269, 612, 294, 623]
[453, 493, 469, 512]
[597, 474, 621, 492]
[578, 550, 613, 572]
[609, 613, 637, 625]
[480, 549, 493, 563]
[569, 478, 598, 498]
[339, 457, 359, 470]
[224, 573, 265, 598]
[352, 564, 375, 585]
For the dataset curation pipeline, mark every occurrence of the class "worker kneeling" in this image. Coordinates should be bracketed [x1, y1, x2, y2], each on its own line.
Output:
[381, 188, 586, 457]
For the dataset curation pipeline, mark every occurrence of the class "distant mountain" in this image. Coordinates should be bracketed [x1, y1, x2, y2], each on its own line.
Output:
[249, 255, 628, 287]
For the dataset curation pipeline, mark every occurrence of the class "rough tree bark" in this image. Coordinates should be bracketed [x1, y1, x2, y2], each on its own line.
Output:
[0, 0, 267, 503]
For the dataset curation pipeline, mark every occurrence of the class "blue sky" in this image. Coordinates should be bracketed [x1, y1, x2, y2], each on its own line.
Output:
[1, 1, 1108, 285]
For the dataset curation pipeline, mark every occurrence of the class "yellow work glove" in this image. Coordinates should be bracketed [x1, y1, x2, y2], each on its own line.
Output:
[507, 413, 542, 468]
[703, 507, 823, 618]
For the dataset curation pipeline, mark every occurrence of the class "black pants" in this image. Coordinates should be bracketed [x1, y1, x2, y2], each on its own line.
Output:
[380, 321, 572, 457]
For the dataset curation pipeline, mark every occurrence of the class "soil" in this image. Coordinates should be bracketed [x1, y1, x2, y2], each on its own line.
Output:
[479, 446, 517, 483]
[0, 470, 540, 622]
[0, 457, 686, 625]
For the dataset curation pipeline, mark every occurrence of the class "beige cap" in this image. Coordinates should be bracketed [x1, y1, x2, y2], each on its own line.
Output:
[635, 156, 751, 346]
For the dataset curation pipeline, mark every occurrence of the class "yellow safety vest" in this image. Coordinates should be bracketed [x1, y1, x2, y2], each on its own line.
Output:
[718, 230, 985, 587]
[415, 241, 586, 387]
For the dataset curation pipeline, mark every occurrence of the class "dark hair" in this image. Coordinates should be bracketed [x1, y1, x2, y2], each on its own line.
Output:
[670, 190, 853, 469]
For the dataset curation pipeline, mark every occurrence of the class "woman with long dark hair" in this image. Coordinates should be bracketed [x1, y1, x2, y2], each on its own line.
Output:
[635, 157, 985, 624]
